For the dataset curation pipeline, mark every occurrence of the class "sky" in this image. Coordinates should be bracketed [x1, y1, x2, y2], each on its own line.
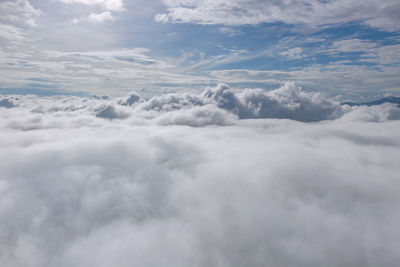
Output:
[1, 2, 400, 265]
[1, 0, 400, 100]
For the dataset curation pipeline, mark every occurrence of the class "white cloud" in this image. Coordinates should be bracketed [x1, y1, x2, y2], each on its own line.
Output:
[218, 27, 243, 37]
[209, 64, 400, 99]
[0, 0, 42, 27]
[0, 91, 400, 266]
[58, 0, 124, 11]
[280, 47, 305, 60]
[88, 11, 114, 23]
[58, 0, 124, 23]
[330, 39, 378, 53]
[320, 38, 400, 65]
[0, 24, 26, 42]
[156, 0, 400, 31]
[365, 44, 400, 65]
[0, 47, 207, 96]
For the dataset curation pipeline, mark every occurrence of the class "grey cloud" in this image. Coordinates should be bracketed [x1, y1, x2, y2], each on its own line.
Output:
[95, 103, 129, 119]
[125, 82, 344, 123]
[0, 24, 26, 42]
[0, 98, 17, 108]
[200, 82, 344, 121]
[127, 82, 344, 123]
[154, 105, 237, 127]
[0, 0, 42, 27]
[118, 91, 142, 106]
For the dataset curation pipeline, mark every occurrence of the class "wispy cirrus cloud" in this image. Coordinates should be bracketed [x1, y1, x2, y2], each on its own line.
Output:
[156, 0, 400, 31]
[279, 47, 305, 60]
[317, 38, 400, 65]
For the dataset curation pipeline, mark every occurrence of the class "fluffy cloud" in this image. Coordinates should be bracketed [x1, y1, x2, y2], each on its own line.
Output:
[88, 11, 114, 23]
[118, 91, 142, 106]
[59, 0, 124, 23]
[94, 103, 129, 119]
[0, 87, 400, 267]
[127, 83, 343, 123]
[156, 0, 400, 31]
[0, 83, 373, 125]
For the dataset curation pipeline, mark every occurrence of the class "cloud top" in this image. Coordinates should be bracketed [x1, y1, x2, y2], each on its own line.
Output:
[0, 88, 400, 266]
[3, 83, 399, 128]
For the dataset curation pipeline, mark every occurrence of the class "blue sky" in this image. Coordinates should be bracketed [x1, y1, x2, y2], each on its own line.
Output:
[0, 0, 400, 100]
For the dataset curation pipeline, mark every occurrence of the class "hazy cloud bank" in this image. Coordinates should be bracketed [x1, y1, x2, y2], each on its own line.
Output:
[1, 85, 400, 267]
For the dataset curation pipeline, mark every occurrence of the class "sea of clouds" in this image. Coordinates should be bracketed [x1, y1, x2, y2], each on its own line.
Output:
[1, 83, 400, 267]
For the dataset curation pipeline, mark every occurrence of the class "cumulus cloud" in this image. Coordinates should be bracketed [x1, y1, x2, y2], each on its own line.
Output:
[0, 83, 376, 125]
[58, 0, 124, 23]
[94, 103, 129, 119]
[118, 91, 143, 106]
[200, 82, 344, 121]
[84, 82, 342, 123]
[0, 87, 400, 267]
[156, 0, 400, 31]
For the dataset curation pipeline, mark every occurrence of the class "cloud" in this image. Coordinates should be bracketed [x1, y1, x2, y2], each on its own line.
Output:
[58, 0, 124, 11]
[218, 27, 243, 37]
[0, 98, 17, 108]
[118, 91, 142, 106]
[340, 103, 400, 122]
[154, 104, 237, 126]
[88, 11, 114, 23]
[0, 24, 26, 42]
[156, 0, 400, 31]
[58, 0, 124, 23]
[318, 38, 400, 65]
[0, 90, 400, 266]
[116, 83, 343, 123]
[94, 102, 129, 119]
[3, 82, 397, 128]
[0, 0, 42, 27]
[330, 39, 378, 53]
[279, 47, 305, 60]
[209, 65, 400, 100]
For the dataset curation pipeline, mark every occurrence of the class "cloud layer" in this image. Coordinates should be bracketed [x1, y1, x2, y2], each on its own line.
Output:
[1, 85, 400, 266]
[2, 82, 346, 126]
[156, 0, 400, 31]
